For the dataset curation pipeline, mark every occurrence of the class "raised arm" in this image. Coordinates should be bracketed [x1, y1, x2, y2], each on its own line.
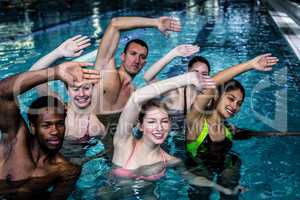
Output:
[95, 16, 181, 71]
[188, 53, 279, 119]
[30, 35, 90, 97]
[0, 62, 99, 134]
[144, 44, 199, 82]
[31, 35, 91, 71]
[94, 16, 181, 112]
[113, 72, 215, 145]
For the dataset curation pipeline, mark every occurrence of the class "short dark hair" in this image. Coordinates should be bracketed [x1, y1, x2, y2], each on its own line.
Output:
[138, 99, 169, 123]
[188, 56, 211, 73]
[27, 96, 66, 124]
[123, 39, 149, 56]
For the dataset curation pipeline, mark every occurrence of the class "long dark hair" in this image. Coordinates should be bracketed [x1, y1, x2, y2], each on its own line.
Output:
[206, 79, 245, 111]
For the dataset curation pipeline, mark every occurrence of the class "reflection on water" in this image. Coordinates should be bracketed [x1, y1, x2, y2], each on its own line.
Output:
[1, 0, 300, 199]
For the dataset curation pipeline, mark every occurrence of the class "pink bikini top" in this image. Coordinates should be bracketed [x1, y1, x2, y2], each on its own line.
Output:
[76, 115, 91, 143]
[112, 142, 168, 181]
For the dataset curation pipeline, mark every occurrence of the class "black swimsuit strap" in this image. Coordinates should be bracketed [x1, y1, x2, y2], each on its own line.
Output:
[183, 86, 187, 116]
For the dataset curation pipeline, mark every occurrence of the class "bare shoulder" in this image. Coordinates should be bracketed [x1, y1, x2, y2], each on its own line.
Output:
[164, 152, 181, 166]
[55, 154, 81, 176]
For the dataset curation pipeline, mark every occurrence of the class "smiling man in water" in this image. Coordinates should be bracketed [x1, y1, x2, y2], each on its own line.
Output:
[0, 61, 100, 199]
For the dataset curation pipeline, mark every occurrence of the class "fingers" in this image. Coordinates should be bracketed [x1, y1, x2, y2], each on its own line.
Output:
[194, 74, 215, 91]
[261, 53, 272, 57]
[82, 68, 101, 81]
[74, 50, 84, 57]
[70, 35, 82, 41]
[77, 42, 91, 50]
[79, 62, 94, 67]
[83, 73, 101, 79]
[75, 35, 89, 43]
[170, 19, 181, 32]
[184, 45, 200, 54]
[266, 56, 279, 66]
[82, 68, 100, 76]
[177, 44, 200, 56]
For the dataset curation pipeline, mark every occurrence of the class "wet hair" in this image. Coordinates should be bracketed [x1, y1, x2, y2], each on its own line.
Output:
[207, 79, 245, 111]
[27, 96, 66, 124]
[188, 56, 211, 73]
[219, 79, 245, 100]
[138, 99, 169, 123]
[123, 39, 149, 56]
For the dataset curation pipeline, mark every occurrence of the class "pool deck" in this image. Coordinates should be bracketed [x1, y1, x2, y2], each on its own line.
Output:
[265, 0, 300, 61]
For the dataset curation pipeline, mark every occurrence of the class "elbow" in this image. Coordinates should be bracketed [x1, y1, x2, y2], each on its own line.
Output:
[129, 89, 145, 106]
[110, 17, 122, 29]
[143, 73, 151, 82]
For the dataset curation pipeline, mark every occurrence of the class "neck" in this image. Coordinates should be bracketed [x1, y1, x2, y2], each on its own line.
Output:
[119, 65, 135, 80]
[207, 111, 224, 125]
[137, 138, 161, 157]
[69, 102, 92, 115]
[30, 139, 55, 165]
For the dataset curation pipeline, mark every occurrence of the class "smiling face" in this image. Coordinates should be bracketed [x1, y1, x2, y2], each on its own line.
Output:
[121, 42, 148, 76]
[216, 89, 244, 119]
[68, 82, 94, 109]
[32, 108, 65, 152]
[139, 107, 171, 145]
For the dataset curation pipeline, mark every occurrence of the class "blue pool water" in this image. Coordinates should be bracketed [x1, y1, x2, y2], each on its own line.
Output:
[1, 0, 300, 199]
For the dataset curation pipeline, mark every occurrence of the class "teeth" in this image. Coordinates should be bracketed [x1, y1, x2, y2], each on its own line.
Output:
[226, 108, 234, 115]
[153, 133, 164, 139]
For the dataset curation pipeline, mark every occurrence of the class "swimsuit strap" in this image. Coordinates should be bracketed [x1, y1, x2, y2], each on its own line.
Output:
[187, 119, 234, 158]
[159, 149, 168, 169]
[85, 114, 90, 136]
[187, 119, 209, 158]
[124, 141, 137, 168]
[224, 126, 233, 141]
[183, 86, 187, 116]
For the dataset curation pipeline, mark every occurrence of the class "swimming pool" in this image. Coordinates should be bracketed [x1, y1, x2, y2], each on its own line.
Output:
[1, 0, 300, 199]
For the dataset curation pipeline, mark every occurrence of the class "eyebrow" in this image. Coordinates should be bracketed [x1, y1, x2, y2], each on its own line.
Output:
[228, 94, 236, 99]
[144, 117, 169, 120]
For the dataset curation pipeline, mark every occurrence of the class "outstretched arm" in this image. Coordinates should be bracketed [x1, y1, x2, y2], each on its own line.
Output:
[113, 72, 215, 145]
[144, 44, 199, 82]
[29, 35, 91, 97]
[233, 127, 300, 140]
[170, 160, 242, 195]
[0, 62, 100, 135]
[31, 35, 91, 71]
[188, 53, 279, 119]
[95, 16, 181, 71]
[94, 16, 181, 106]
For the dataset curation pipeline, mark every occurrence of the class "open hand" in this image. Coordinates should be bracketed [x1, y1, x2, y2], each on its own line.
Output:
[172, 44, 200, 57]
[192, 73, 216, 91]
[56, 35, 91, 58]
[248, 53, 278, 71]
[157, 16, 181, 35]
[56, 62, 100, 86]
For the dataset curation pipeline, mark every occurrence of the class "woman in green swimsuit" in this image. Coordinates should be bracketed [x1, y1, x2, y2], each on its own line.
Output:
[185, 53, 279, 199]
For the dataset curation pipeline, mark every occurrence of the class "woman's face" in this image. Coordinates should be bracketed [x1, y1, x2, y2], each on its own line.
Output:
[140, 107, 170, 145]
[189, 61, 209, 76]
[68, 82, 94, 109]
[216, 89, 244, 119]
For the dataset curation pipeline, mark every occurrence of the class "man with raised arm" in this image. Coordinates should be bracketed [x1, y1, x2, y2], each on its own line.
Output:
[94, 16, 181, 114]
[0, 62, 100, 199]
